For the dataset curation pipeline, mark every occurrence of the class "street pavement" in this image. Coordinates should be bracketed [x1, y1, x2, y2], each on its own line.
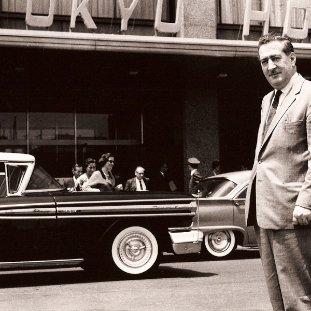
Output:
[0, 247, 272, 311]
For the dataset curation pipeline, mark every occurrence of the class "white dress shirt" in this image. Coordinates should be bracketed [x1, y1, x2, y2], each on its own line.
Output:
[136, 177, 146, 191]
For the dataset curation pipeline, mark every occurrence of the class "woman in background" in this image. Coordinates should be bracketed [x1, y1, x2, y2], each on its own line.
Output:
[83, 153, 123, 191]
[75, 158, 96, 191]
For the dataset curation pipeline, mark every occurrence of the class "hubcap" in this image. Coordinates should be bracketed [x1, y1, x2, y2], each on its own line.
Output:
[208, 231, 231, 253]
[118, 232, 152, 268]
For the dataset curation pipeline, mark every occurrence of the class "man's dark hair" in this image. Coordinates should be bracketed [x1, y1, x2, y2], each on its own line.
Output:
[72, 163, 82, 171]
[258, 32, 294, 56]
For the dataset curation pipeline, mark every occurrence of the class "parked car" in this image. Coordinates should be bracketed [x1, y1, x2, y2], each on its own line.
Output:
[191, 170, 257, 258]
[0, 152, 202, 277]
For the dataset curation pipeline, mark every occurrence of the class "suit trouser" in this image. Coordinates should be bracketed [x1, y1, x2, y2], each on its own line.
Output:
[255, 226, 311, 311]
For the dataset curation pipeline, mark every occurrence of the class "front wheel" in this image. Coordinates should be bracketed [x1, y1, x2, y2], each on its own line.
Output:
[203, 230, 236, 258]
[111, 226, 159, 275]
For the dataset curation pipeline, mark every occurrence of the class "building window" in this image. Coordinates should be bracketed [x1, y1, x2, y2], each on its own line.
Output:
[0, 113, 27, 154]
[0, 110, 143, 177]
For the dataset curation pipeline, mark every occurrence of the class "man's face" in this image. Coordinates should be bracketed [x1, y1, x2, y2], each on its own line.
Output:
[73, 166, 82, 179]
[135, 168, 145, 180]
[259, 41, 296, 90]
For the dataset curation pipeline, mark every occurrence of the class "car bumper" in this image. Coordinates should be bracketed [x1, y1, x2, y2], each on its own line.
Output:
[169, 230, 203, 255]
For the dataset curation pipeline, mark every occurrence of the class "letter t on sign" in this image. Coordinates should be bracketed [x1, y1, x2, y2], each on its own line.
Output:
[70, 0, 97, 31]
[283, 0, 311, 40]
[242, 0, 271, 40]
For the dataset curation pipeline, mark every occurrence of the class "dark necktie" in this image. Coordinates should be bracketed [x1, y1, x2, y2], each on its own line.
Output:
[139, 180, 143, 190]
[263, 90, 282, 138]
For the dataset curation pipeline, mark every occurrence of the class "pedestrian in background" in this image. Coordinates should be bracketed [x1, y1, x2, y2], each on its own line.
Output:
[188, 157, 202, 193]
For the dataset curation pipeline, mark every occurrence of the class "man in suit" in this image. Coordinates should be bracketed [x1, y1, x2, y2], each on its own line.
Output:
[59, 163, 82, 189]
[188, 157, 202, 193]
[246, 33, 311, 311]
[152, 162, 176, 191]
[124, 166, 149, 191]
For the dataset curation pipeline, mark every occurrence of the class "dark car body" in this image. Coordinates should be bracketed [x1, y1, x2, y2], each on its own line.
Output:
[191, 171, 257, 258]
[0, 153, 202, 276]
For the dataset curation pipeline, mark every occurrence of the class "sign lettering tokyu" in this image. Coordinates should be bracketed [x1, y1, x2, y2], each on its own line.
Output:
[20, 0, 311, 40]
[25, 0, 182, 34]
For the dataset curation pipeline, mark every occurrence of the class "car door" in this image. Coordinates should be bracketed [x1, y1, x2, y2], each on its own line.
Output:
[0, 163, 57, 262]
[232, 186, 256, 245]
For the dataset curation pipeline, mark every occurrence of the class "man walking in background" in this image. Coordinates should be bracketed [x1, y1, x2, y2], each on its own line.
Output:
[188, 157, 202, 193]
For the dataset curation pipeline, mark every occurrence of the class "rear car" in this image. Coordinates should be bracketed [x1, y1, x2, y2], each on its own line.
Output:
[192, 171, 256, 258]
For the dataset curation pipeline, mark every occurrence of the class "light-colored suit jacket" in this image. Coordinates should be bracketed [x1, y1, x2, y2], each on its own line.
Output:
[246, 74, 311, 229]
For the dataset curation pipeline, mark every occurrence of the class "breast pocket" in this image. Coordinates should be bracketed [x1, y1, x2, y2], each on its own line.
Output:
[283, 120, 304, 134]
[282, 120, 306, 152]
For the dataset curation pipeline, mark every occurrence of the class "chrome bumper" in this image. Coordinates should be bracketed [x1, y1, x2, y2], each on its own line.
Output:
[169, 230, 203, 255]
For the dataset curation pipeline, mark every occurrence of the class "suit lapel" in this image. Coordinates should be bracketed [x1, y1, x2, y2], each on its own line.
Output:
[259, 75, 305, 154]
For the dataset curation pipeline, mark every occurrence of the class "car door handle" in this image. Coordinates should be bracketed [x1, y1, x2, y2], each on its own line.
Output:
[234, 202, 240, 207]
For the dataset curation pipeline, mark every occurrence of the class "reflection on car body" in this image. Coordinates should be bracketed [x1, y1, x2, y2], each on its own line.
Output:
[192, 171, 257, 258]
[0, 152, 202, 277]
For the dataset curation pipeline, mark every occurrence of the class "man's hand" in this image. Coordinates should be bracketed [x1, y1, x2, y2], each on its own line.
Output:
[293, 205, 311, 225]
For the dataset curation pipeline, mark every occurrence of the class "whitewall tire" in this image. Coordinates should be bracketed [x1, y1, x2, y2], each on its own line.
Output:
[204, 230, 236, 258]
[111, 226, 159, 275]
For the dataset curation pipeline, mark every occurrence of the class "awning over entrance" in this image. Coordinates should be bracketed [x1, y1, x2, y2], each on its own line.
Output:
[1, 28, 311, 59]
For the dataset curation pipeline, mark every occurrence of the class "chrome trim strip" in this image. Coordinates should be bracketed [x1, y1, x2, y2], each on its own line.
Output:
[0, 203, 55, 209]
[56, 212, 196, 219]
[56, 198, 194, 206]
[0, 258, 84, 269]
[0, 216, 56, 220]
[57, 204, 192, 212]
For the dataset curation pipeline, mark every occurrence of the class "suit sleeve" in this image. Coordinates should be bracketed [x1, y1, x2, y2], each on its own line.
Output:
[124, 179, 131, 191]
[193, 171, 203, 183]
[296, 91, 311, 209]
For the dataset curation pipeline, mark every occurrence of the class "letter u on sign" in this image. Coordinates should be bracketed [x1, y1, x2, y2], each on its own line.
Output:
[25, 0, 55, 28]
[154, 0, 182, 34]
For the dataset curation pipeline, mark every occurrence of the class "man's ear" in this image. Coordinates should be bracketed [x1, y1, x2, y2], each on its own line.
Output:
[290, 52, 296, 64]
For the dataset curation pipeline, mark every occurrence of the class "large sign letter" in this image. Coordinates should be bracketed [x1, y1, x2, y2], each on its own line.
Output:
[118, 0, 140, 32]
[25, 0, 55, 28]
[283, 0, 311, 40]
[70, 0, 97, 30]
[155, 0, 182, 34]
[243, 0, 271, 40]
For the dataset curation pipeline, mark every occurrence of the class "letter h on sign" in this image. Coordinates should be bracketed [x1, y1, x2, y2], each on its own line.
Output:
[242, 0, 271, 40]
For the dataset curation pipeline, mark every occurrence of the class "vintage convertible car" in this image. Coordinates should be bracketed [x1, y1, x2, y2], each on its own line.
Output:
[192, 171, 257, 258]
[0, 152, 202, 277]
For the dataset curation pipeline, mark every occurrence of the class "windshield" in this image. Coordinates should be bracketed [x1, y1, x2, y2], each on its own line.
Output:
[26, 163, 63, 190]
[197, 178, 238, 198]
